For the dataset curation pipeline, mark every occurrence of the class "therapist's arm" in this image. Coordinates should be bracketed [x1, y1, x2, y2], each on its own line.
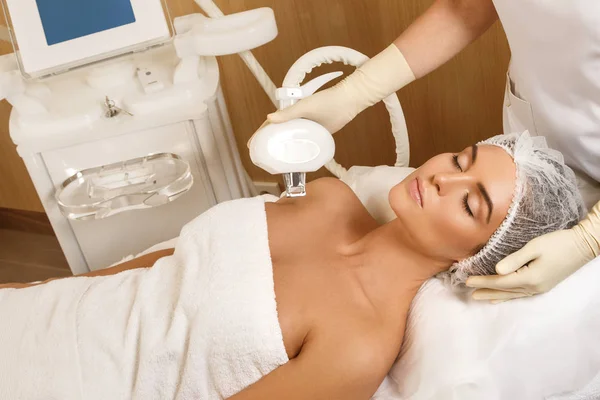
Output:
[266, 0, 499, 134]
[0, 248, 174, 289]
[395, 0, 498, 78]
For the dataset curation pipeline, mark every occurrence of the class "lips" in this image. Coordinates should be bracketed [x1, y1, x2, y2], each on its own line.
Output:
[409, 178, 423, 208]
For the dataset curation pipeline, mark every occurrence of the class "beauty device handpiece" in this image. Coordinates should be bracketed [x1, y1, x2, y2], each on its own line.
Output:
[249, 72, 341, 197]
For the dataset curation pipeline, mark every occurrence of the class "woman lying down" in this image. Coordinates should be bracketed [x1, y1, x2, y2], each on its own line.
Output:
[0, 132, 585, 400]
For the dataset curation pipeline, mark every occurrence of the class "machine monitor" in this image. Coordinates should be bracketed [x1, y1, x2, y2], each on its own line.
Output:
[2, 0, 171, 78]
[37, 0, 137, 46]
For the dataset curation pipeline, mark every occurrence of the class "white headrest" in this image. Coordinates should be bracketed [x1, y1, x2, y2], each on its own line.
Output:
[389, 259, 600, 399]
[341, 165, 415, 225]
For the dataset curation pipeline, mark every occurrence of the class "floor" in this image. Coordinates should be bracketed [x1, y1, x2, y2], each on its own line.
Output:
[0, 229, 72, 284]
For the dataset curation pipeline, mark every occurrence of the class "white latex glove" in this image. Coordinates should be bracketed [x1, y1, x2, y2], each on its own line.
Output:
[466, 200, 600, 303]
[265, 44, 415, 134]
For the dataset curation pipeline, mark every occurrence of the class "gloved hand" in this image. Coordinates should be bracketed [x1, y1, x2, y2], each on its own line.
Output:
[265, 44, 415, 134]
[466, 200, 600, 302]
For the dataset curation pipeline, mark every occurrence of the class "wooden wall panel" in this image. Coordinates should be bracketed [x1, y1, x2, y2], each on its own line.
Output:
[0, 0, 510, 211]
[0, 41, 45, 212]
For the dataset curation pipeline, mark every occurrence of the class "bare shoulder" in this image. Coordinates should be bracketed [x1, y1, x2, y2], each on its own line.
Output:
[306, 177, 355, 197]
[272, 177, 364, 217]
[304, 177, 365, 210]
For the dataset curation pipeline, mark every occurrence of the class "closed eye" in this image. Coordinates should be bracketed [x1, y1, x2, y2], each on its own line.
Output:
[463, 194, 474, 218]
[452, 154, 463, 171]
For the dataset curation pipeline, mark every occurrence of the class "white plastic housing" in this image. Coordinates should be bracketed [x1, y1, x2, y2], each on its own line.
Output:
[10, 43, 252, 274]
[249, 119, 335, 175]
[174, 8, 277, 57]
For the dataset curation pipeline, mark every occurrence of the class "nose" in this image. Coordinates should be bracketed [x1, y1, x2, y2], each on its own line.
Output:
[432, 172, 475, 196]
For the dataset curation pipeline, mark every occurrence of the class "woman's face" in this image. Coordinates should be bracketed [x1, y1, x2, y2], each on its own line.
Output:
[389, 144, 516, 263]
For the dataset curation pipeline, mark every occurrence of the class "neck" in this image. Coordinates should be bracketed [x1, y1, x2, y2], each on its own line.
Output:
[343, 222, 450, 312]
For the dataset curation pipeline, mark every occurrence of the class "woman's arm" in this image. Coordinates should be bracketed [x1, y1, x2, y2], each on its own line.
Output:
[396, 0, 498, 78]
[0, 248, 174, 289]
[228, 328, 392, 400]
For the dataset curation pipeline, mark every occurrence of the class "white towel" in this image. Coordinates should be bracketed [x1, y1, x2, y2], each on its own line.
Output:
[0, 196, 289, 400]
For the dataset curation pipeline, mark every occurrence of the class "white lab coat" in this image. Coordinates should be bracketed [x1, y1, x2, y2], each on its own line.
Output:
[493, 0, 600, 210]
[493, 3, 600, 398]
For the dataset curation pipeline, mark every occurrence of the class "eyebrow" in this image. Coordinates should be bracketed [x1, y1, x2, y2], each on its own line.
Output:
[470, 145, 493, 223]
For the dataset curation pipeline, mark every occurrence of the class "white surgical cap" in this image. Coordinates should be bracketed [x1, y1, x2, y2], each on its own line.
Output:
[440, 131, 587, 287]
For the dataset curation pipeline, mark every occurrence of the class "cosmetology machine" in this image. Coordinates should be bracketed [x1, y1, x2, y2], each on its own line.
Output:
[0, 0, 410, 274]
[0, 0, 276, 273]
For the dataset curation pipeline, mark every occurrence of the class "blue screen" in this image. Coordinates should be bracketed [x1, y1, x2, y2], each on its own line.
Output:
[35, 0, 136, 46]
